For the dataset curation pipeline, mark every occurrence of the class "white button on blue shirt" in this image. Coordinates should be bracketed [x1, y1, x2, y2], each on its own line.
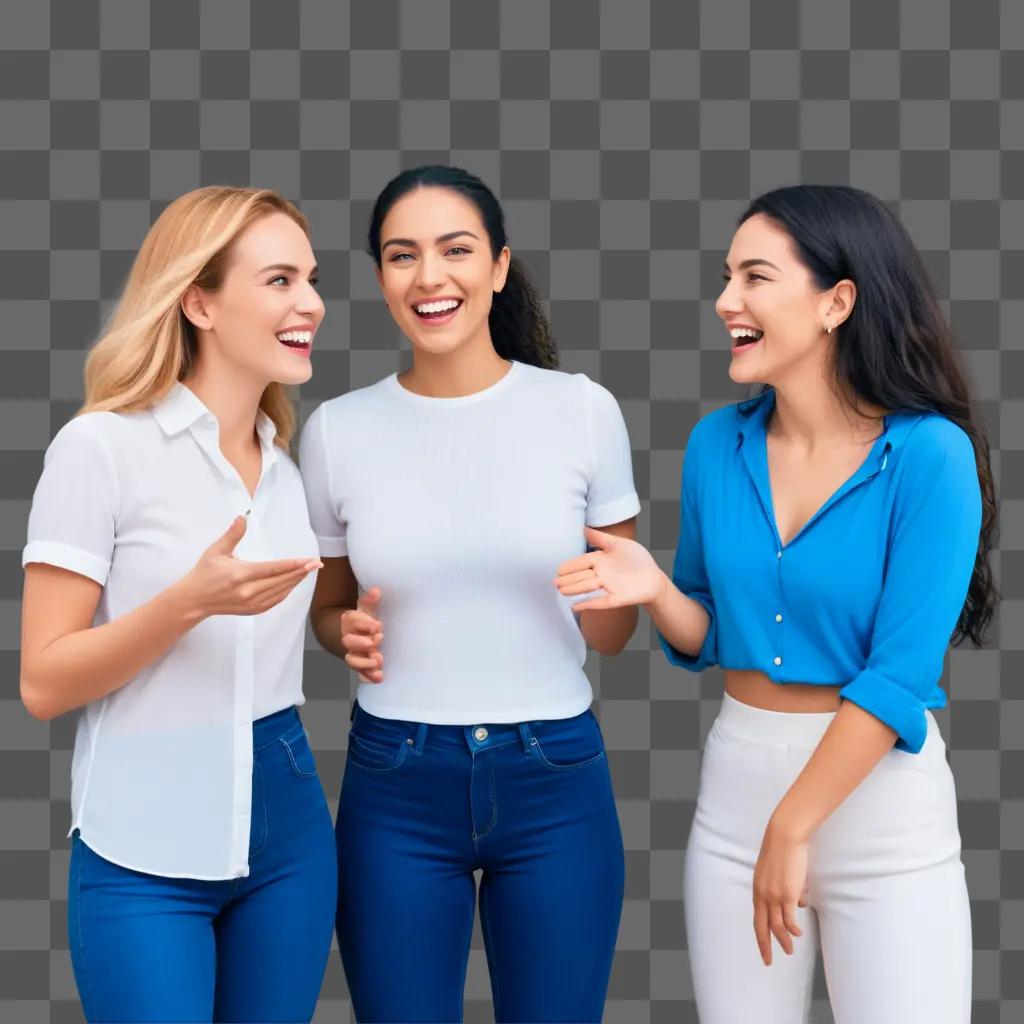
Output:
[21, 382, 320, 879]
[658, 387, 982, 755]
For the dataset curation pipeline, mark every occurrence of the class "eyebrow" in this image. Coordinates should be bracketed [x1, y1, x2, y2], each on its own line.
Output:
[722, 258, 781, 273]
[257, 263, 319, 276]
[381, 230, 480, 251]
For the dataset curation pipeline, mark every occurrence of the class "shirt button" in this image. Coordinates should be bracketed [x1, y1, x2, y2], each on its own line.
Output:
[775, 613, 783, 623]
[776, 550, 782, 559]
[473, 727, 488, 742]
[774, 656, 782, 666]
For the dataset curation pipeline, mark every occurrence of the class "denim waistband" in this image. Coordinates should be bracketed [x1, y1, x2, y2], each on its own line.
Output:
[351, 701, 593, 755]
[252, 705, 301, 750]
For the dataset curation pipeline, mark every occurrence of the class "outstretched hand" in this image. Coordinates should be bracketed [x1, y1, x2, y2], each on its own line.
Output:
[553, 526, 666, 612]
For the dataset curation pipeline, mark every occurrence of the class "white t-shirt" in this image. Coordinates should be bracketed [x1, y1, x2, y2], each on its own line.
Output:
[21, 382, 319, 879]
[298, 359, 641, 724]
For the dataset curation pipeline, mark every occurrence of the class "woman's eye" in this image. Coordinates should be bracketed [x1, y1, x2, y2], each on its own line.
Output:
[269, 275, 288, 286]
[747, 272, 766, 282]
[447, 246, 469, 256]
[309, 277, 320, 288]
[390, 253, 413, 262]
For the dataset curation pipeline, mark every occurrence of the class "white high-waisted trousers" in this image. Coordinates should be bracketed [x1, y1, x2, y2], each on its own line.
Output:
[684, 692, 972, 1024]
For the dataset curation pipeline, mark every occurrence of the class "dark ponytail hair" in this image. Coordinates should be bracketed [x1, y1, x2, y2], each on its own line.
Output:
[739, 184, 998, 647]
[366, 164, 558, 370]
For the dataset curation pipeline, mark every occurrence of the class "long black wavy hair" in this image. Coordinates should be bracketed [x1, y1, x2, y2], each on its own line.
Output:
[366, 164, 558, 370]
[739, 184, 998, 647]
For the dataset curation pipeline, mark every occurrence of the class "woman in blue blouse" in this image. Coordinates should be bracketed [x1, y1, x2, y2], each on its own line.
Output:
[555, 185, 997, 1023]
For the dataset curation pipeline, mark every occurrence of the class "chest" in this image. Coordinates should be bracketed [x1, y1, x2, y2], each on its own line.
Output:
[766, 436, 878, 548]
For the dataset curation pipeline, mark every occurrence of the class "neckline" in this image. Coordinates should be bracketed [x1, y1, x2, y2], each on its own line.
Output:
[384, 359, 521, 406]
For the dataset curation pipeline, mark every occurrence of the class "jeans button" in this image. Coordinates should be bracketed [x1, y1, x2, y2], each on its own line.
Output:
[473, 727, 488, 742]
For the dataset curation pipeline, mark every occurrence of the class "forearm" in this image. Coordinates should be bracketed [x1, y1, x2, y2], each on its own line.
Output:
[21, 581, 205, 721]
[770, 700, 898, 842]
[642, 569, 711, 659]
[579, 604, 637, 655]
[310, 604, 354, 660]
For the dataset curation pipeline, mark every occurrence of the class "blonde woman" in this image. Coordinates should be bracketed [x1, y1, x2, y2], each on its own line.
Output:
[19, 187, 334, 1023]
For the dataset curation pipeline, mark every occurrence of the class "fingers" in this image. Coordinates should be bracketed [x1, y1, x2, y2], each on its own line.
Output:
[568, 595, 615, 613]
[556, 577, 605, 596]
[344, 632, 382, 654]
[753, 901, 772, 966]
[555, 567, 600, 585]
[210, 515, 247, 554]
[343, 609, 383, 636]
[555, 554, 596, 576]
[782, 901, 803, 938]
[769, 905, 794, 956]
[251, 572, 309, 611]
[242, 557, 322, 583]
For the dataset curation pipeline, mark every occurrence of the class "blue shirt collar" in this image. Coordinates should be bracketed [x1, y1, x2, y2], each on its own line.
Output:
[735, 387, 919, 465]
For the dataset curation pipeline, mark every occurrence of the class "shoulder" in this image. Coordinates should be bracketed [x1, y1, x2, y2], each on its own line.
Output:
[47, 411, 123, 460]
[892, 412, 976, 478]
[685, 394, 757, 453]
[309, 376, 392, 420]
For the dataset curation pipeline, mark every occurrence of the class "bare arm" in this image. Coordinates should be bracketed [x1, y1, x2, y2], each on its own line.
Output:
[20, 564, 203, 721]
[768, 700, 897, 843]
[577, 518, 639, 656]
[309, 555, 358, 660]
[21, 518, 320, 721]
[641, 570, 712, 661]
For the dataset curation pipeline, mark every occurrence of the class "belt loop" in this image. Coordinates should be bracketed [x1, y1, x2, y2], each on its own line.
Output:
[413, 721, 428, 755]
[349, 701, 358, 723]
[517, 721, 535, 754]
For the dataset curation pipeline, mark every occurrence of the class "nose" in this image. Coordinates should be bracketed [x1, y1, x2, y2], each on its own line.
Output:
[715, 277, 743, 320]
[414, 252, 446, 290]
[294, 279, 325, 320]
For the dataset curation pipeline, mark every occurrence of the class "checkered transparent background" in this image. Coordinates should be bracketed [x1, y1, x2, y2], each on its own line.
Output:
[1, 1, 1022, 1021]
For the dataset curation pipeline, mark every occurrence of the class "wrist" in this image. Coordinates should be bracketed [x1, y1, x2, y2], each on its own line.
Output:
[165, 576, 207, 629]
[768, 804, 814, 845]
[641, 569, 670, 610]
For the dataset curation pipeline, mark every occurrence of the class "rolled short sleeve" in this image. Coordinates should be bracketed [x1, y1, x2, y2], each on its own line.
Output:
[658, 421, 718, 672]
[838, 419, 981, 753]
[583, 377, 641, 527]
[297, 404, 348, 558]
[22, 415, 118, 586]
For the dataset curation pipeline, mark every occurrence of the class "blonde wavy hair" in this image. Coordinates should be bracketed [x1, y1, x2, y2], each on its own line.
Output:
[79, 186, 311, 448]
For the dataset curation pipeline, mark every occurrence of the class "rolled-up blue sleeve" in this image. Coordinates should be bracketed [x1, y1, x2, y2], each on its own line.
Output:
[838, 420, 981, 753]
[658, 423, 718, 672]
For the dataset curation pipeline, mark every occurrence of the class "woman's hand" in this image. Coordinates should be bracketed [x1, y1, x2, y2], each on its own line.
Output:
[553, 526, 666, 611]
[752, 815, 809, 966]
[341, 586, 384, 683]
[179, 516, 322, 620]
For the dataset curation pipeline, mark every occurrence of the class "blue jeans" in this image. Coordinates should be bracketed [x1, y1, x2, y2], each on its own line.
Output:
[335, 703, 625, 1023]
[67, 706, 337, 1023]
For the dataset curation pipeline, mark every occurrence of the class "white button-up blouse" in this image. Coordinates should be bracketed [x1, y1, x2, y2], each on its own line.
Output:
[21, 382, 319, 879]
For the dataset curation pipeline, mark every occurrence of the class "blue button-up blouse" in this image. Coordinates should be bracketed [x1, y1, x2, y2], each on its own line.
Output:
[658, 387, 982, 753]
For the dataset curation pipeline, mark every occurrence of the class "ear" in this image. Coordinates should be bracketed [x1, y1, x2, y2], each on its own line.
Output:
[492, 246, 511, 294]
[180, 284, 214, 332]
[823, 278, 856, 330]
[374, 264, 384, 292]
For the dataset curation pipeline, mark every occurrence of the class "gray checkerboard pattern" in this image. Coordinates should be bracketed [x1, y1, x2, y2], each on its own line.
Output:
[1, 1, 1021, 1021]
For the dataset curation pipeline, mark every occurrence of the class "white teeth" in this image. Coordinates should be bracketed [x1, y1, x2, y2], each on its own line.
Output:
[276, 331, 312, 345]
[415, 300, 460, 314]
[729, 327, 763, 340]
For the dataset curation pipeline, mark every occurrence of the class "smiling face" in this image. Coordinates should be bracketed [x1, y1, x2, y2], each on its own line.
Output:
[716, 213, 853, 388]
[375, 186, 510, 357]
[182, 211, 325, 387]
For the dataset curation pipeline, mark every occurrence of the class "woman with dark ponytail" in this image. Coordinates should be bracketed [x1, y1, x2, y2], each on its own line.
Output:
[298, 165, 639, 1021]
[556, 184, 997, 1023]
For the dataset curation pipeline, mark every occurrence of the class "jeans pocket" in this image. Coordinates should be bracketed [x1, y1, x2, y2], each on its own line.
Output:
[529, 712, 607, 771]
[279, 728, 319, 779]
[346, 730, 411, 773]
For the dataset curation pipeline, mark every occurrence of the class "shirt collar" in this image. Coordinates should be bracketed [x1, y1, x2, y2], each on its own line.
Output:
[735, 386, 919, 460]
[151, 381, 279, 448]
